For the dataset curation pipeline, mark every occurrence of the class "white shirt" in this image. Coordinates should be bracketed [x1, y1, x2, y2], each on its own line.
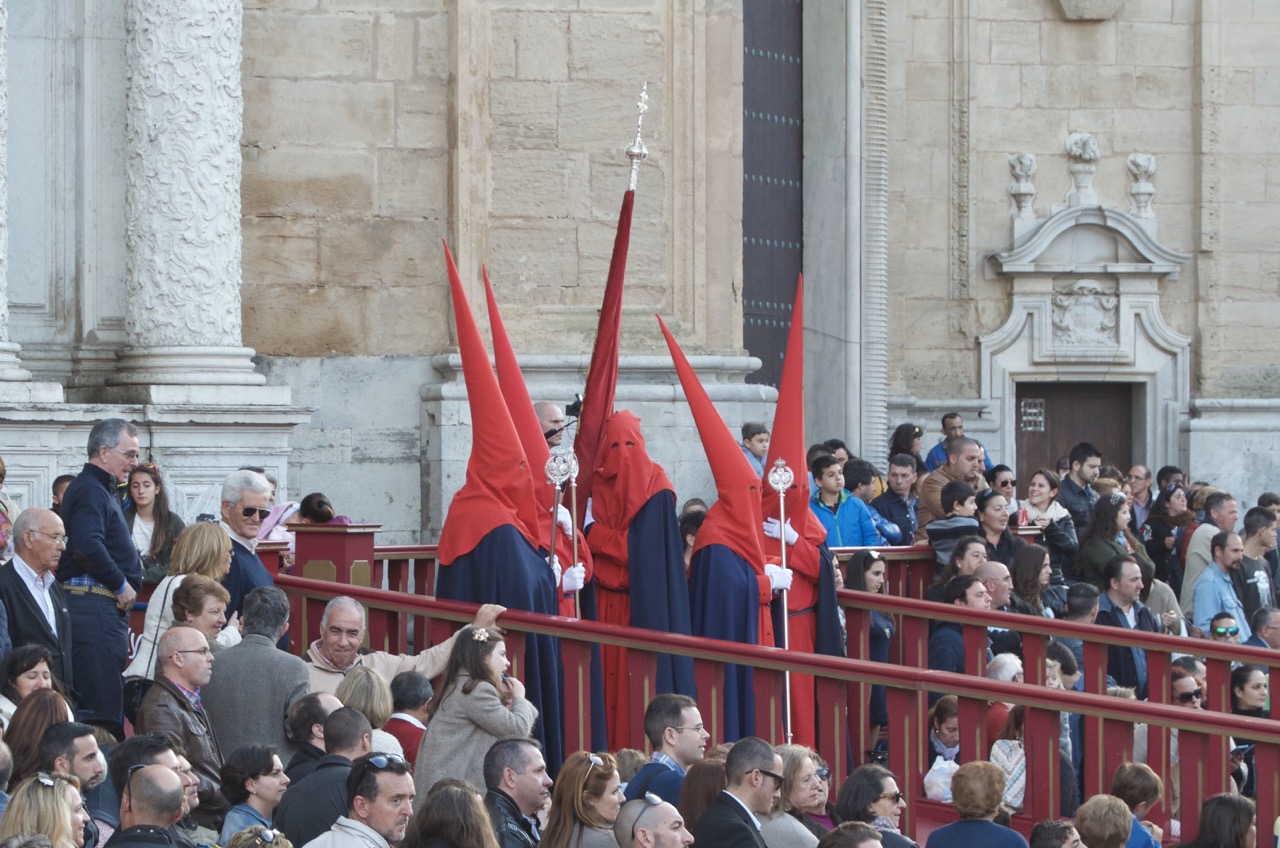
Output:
[388, 712, 426, 730]
[12, 553, 58, 635]
[722, 790, 763, 831]
[220, 520, 258, 553]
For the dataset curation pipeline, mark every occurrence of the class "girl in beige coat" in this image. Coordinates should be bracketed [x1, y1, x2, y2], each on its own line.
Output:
[413, 626, 538, 799]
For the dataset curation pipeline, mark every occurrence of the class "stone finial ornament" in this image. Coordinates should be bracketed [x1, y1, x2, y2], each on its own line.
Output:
[1064, 132, 1099, 207]
[1008, 153, 1038, 220]
[1126, 153, 1157, 219]
[626, 82, 649, 191]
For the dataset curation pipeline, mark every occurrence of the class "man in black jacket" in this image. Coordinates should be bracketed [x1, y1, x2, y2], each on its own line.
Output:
[103, 765, 184, 848]
[274, 708, 372, 848]
[483, 738, 552, 848]
[1, 508, 70, 683]
[1094, 554, 1158, 699]
[690, 737, 780, 848]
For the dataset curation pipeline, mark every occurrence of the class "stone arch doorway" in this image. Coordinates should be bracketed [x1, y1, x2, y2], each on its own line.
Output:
[1014, 382, 1134, 486]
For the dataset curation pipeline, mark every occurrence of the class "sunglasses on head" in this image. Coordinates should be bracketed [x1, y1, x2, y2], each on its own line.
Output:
[630, 792, 662, 841]
[1212, 626, 1240, 637]
[1176, 688, 1204, 703]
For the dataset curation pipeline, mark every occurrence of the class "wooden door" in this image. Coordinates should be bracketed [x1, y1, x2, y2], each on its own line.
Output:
[1014, 383, 1133, 484]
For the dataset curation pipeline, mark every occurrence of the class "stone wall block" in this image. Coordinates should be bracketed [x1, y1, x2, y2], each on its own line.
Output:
[1080, 65, 1136, 107]
[1020, 66, 1082, 109]
[909, 16, 949, 61]
[575, 218, 666, 304]
[1117, 21, 1192, 65]
[971, 64, 1024, 106]
[1040, 20, 1115, 63]
[376, 149, 449, 218]
[414, 13, 450, 79]
[319, 219, 442, 290]
[515, 11, 570, 81]
[558, 81, 664, 151]
[908, 62, 954, 101]
[367, 287, 450, 355]
[568, 13, 662, 82]
[489, 80, 559, 149]
[396, 84, 449, 149]
[973, 0, 1043, 20]
[242, 148, 375, 216]
[321, 0, 444, 12]
[375, 13, 416, 81]
[242, 218, 320, 289]
[486, 224, 580, 297]
[244, 79, 394, 147]
[490, 150, 589, 219]
[989, 21, 1041, 64]
[243, 281, 368, 357]
[243, 12, 373, 79]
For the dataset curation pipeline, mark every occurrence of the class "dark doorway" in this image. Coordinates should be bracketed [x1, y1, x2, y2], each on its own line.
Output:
[1014, 382, 1134, 485]
[741, 0, 802, 387]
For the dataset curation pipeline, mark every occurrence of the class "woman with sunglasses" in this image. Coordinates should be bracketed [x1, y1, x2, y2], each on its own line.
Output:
[412, 626, 536, 798]
[219, 745, 291, 843]
[846, 551, 895, 736]
[0, 772, 90, 848]
[123, 521, 240, 724]
[126, 464, 185, 585]
[541, 751, 625, 848]
[833, 765, 917, 848]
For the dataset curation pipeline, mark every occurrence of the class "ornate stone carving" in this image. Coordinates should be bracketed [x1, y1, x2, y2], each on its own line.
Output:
[1008, 153, 1038, 220]
[1052, 280, 1118, 346]
[1064, 132, 1099, 207]
[123, 0, 243, 350]
[1127, 153, 1157, 220]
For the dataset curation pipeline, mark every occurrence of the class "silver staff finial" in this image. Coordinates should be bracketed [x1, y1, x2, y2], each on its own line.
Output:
[545, 445, 579, 487]
[626, 82, 649, 191]
[767, 458, 794, 493]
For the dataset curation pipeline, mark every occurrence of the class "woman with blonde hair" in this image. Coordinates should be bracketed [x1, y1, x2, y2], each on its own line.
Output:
[335, 665, 404, 757]
[411, 626, 537, 795]
[0, 772, 91, 848]
[123, 522, 240, 721]
[764, 745, 829, 845]
[925, 761, 1026, 847]
[541, 751, 624, 848]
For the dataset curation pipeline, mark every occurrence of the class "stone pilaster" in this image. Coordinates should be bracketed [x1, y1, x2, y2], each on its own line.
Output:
[0, 2, 60, 402]
[109, 0, 283, 404]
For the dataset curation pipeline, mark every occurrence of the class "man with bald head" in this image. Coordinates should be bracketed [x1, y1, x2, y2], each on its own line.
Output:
[615, 797, 695, 848]
[1, 508, 72, 680]
[534, 402, 567, 448]
[305, 595, 502, 694]
[107, 764, 186, 848]
[135, 627, 226, 830]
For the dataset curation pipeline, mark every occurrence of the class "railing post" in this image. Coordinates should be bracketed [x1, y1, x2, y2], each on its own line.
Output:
[294, 523, 382, 585]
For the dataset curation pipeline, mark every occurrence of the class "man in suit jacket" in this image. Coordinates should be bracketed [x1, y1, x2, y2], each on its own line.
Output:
[0, 508, 70, 683]
[201, 586, 309, 759]
[689, 736, 781, 848]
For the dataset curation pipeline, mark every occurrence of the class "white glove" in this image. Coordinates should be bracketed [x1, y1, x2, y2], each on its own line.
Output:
[583, 497, 595, 531]
[548, 555, 563, 585]
[555, 504, 574, 536]
[562, 563, 587, 592]
[764, 563, 793, 592]
[763, 517, 799, 546]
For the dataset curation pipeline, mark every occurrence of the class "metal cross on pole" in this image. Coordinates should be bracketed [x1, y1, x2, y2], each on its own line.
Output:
[767, 457, 795, 743]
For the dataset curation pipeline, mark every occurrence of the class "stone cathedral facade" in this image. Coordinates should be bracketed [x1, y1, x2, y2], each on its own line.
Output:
[0, 1, 1275, 541]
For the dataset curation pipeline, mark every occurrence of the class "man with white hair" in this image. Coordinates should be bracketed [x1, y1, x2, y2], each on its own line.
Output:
[219, 469, 276, 618]
[304, 595, 504, 694]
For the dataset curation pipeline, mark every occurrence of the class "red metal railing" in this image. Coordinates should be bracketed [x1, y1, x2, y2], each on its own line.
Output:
[263, 529, 1280, 842]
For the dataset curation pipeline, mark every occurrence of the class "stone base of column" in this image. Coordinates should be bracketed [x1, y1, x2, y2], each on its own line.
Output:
[0, 342, 65, 403]
[93, 345, 292, 406]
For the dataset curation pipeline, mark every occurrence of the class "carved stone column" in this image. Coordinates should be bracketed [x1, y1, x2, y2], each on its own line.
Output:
[0, 2, 60, 402]
[110, 0, 281, 402]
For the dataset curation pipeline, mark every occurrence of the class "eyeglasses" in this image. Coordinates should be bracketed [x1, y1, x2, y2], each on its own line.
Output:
[1212, 626, 1241, 637]
[34, 531, 69, 545]
[1126, 474, 1150, 482]
[241, 507, 271, 520]
[174, 647, 212, 657]
[630, 792, 662, 841]
[815, 767, 831, 781]
[757, 768, 784, 786]
[879, 791, 905, 803]
[997, 479, 1016, 487]
[1176, 688, 1204, 703]
[110, 448, 141, 461]
[673, 724, 705, 734]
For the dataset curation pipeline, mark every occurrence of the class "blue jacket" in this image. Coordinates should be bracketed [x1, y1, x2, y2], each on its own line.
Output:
[809, 491, 879, 547]
[56, 464, 141, 592]
[870, 490, 917, 545]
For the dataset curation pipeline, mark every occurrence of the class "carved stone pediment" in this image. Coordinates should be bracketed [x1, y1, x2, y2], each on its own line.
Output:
[999, 205, 1189, 278]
